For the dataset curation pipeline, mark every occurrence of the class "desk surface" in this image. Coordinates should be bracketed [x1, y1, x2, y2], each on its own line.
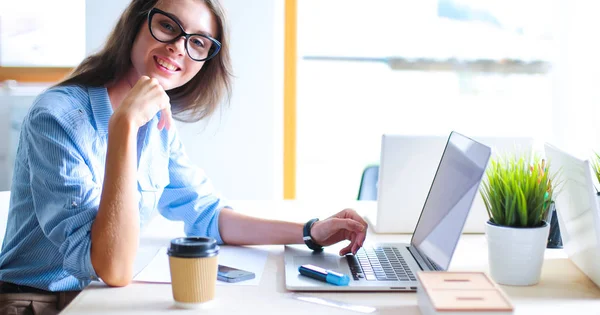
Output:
[61, 200, 600, 315]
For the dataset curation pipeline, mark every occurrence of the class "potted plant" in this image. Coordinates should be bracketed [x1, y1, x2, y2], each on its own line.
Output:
[480, 154, 555, 286]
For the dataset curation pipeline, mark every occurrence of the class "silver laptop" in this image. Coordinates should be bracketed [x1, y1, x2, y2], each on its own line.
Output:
[544, 144, 600, 287]
[368, 134, 533, 234]
[284, 131, 491, 291]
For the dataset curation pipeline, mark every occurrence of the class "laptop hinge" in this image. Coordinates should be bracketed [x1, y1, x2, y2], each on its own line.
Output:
[407, 246, 443, 271]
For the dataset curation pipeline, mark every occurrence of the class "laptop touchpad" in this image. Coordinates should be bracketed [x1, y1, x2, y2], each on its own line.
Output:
[294, 256, 341, 270]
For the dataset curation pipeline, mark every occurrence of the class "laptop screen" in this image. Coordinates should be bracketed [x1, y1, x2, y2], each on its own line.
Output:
[410, 132, 491, 270]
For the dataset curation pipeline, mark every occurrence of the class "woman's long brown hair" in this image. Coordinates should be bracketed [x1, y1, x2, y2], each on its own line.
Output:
[58, 0, 232, 123]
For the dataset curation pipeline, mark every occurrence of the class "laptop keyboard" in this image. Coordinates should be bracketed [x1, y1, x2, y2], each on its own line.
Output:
[346, 246, 417, 282]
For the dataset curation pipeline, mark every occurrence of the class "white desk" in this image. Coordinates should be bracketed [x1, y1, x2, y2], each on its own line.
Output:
[55, 200, 600, 314]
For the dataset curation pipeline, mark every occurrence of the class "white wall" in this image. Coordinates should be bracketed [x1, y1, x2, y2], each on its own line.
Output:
[85, 0, 284, 200]
[85, 0, 129, 55]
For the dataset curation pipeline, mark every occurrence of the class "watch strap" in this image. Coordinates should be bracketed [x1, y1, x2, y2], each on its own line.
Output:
[303, 218, 323, 252]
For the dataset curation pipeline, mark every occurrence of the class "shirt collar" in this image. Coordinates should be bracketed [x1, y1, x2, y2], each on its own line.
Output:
[88, 86, 114, 135]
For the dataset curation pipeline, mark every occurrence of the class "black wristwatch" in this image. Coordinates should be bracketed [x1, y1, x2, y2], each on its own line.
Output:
[303, 218, 323, 252]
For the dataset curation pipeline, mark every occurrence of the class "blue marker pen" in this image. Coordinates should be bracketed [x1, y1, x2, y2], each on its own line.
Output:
[298, 264, 350, 286]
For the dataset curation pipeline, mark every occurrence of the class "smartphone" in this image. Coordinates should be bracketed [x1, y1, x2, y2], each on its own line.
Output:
[217, 265, 255, 283]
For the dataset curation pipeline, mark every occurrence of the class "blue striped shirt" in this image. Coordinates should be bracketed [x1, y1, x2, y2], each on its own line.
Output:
[0, 85, 228, 291]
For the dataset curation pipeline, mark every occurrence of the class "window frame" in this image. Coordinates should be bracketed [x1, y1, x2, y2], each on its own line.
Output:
[0, 67, 72, 83]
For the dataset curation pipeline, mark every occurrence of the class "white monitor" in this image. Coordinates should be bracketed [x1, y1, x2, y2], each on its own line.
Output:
[368, 134, 534, 233]
[545, 143, 600, 288]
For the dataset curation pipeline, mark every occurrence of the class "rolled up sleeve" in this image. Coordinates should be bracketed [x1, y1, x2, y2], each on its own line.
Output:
[157, 130, 229, 244]
[26, 108, 100, 281]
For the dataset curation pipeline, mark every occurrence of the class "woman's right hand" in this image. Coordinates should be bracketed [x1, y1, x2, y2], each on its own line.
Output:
[113, 76, 173, 130]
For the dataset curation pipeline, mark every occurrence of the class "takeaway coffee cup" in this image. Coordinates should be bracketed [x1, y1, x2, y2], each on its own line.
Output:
[168, 237, 219, 308]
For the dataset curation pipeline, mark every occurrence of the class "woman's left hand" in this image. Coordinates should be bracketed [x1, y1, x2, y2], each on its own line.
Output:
[310, 209, 368, 256]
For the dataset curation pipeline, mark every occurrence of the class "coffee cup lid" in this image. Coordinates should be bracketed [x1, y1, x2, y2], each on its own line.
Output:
[167, 237, 219, 258]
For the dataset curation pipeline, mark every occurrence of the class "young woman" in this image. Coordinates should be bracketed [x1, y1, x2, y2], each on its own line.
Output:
[0, 0, 367, 313]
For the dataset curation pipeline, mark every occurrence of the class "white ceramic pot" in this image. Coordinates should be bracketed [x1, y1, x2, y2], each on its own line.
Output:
[486, 220, 550, 286]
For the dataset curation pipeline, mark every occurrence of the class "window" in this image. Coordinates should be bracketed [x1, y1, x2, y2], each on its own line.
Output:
[296, 0, 553, 200]
[0, 0, 85, 67]
[0, 0, 84, 189]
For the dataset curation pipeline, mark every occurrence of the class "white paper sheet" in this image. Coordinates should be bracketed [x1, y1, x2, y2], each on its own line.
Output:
[133, 246, 269, 286]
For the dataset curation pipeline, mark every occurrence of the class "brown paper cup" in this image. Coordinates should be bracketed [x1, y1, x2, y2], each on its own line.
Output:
[169, 255, 218, 307]
[167, 237, 219, 309]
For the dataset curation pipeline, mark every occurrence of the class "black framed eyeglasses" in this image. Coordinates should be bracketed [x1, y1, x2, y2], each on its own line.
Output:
[148, 8, 221, 62]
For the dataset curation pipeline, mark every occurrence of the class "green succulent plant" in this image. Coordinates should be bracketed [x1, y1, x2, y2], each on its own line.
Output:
[480, 154, 555, 228]
[591, 152, 600, 184]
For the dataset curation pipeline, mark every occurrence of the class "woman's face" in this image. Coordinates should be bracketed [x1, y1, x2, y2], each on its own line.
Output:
[130, 0, 218, 90]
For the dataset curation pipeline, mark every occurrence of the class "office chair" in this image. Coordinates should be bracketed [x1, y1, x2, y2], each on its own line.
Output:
[357, 165, 379, 201]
